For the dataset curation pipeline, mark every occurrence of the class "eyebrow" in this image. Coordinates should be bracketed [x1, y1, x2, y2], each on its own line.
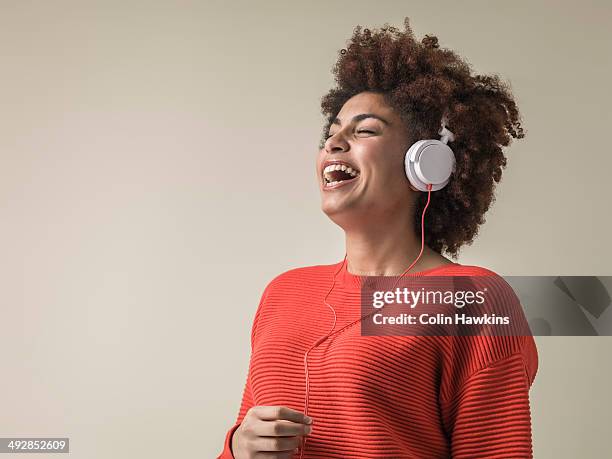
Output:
[331, 113, 390, 126]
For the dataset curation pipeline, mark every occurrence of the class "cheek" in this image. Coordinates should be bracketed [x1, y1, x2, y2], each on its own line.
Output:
[361, 153, 402, 181]
[315, 150, 324, 170]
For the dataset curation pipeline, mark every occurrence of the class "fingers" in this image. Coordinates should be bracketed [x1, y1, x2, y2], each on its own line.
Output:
[240, 406, 313, 457]
[258, 420, 313, 437]
[246, 435, 301, 455]
[253, 451, 297, 459]
[253, 406, 313, 425]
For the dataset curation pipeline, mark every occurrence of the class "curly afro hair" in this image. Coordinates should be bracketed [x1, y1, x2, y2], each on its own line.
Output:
[319, 17, 525, 259]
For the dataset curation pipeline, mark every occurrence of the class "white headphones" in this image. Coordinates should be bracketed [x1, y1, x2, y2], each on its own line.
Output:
[404, 113, 456, 192]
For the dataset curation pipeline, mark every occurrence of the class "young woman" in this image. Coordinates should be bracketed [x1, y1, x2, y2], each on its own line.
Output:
[218, 18, 538, 459]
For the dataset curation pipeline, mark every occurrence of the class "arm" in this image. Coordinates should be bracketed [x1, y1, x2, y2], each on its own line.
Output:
[217, 372, 255, 459]
[439, 269, 539, 457]
[441, 352, 535, 458]
[216, 283, 272, 459]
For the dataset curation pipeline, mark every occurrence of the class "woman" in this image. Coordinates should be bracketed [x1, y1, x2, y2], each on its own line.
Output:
[218, 18, 538, 459]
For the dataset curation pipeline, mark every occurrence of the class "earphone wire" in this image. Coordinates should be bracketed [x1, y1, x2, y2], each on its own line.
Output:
[299, 183, 434, 458]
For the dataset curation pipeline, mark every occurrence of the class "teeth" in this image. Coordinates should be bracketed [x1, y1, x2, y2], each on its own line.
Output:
[323, 164, 359, 174]
[322, 163, 360, 181]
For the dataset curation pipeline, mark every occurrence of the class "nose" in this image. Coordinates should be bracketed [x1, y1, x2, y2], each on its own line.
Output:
[324, 132, 349, 154]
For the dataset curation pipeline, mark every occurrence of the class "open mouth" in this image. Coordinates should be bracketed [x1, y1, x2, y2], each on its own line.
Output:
[322, 163, 360, 188]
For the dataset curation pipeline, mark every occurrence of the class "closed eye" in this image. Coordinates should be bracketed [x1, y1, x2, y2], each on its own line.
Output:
[326, 130, 375, 139]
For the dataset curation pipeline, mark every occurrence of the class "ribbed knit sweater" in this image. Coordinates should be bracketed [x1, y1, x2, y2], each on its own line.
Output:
[217, 261, 538, 458]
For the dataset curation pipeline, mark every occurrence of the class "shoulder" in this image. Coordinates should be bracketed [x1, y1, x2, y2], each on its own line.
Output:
[436, 264, 539, 384]
[440, 264, 514, 299]
[261, 262, 340, 295]
[439, 263, 502, 277]
[250, 263, 338, 344]
[268, 262, 339, 284]
[451, 264, 521, 308]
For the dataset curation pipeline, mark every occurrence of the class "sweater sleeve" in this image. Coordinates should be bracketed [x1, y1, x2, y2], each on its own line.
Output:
[441, 350, 536, 458]
[216, 375, 255, 459]
[216, 282, 272, 459]
[438, 267, 539, 458]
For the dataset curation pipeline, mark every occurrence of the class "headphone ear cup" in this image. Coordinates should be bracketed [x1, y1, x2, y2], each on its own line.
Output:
[404, 140, 456, 192]
[405, 140, 428, 191]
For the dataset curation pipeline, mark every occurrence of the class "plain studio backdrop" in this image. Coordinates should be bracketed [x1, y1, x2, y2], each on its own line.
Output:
[1, 1, 610, 458]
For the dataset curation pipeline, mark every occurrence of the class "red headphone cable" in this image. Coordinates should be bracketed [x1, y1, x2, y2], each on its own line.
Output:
[299, 183, 434, 457]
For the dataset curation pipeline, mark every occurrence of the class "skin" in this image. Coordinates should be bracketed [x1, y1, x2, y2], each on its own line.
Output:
[231, 91, 453, 459]
[231, 406, 312, 458]
[318, 91, 455, 275]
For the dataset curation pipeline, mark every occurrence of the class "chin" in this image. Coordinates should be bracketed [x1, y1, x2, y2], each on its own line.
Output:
[321, 197, 361, 219]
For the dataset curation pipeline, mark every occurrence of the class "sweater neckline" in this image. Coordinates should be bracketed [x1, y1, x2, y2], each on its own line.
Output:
[336, 258, 461, 288]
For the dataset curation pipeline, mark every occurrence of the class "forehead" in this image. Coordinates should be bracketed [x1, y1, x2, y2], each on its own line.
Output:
[336, 92, 395, 119]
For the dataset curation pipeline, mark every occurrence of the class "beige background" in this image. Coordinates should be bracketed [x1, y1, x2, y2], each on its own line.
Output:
[1, 1, 610, 458]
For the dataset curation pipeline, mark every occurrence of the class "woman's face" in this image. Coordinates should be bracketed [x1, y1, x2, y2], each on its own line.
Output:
[317, 91, 414, 226]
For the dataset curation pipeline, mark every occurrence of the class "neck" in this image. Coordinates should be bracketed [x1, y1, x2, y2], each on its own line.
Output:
[344, 215, 432, 276]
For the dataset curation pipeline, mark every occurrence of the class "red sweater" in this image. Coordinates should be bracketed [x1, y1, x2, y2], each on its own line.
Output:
[217, 261, 538, 458]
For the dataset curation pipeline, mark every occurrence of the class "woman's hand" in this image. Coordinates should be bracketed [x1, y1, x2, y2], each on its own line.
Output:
[231, 405, 313, 459]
